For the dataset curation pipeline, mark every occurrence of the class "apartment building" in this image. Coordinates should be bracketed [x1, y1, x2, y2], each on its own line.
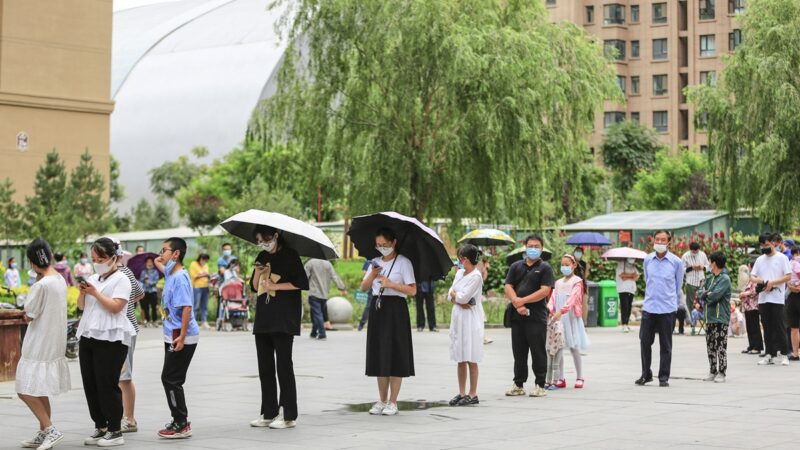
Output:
[545, 0, 744, 153]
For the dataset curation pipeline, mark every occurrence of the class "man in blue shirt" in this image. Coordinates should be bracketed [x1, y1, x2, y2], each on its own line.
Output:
[637, 230, 684, 387]
[216, 242, 236, 272]
[155, 237, 200, 439]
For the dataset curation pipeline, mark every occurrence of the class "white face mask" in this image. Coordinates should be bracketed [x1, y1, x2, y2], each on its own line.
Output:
[376, 246, 394, 257]
[260, 241, 276, 253]
[653, 244, 668, 254]
[93, 258, 115, 275]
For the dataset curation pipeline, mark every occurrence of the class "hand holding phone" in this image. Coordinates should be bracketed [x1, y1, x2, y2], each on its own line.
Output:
[76, 276, 88, 286]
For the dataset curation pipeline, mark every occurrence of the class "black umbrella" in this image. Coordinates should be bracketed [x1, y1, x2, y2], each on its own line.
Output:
[347, 212, 452, 283]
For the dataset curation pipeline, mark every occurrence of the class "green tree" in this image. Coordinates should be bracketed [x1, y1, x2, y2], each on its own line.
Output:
[129, 198, 176, 231]
[251, 0, 620, 225]
[25, 150, 79, 249]
[109, 155, 125, 203]
[687, 0, 800, 229]
[149, 146, 209, 197]
[0, 178, 24, 247]
[630, 150, 713, 210]
[600, 120, 662, 207]
[70, 150, 109, 240]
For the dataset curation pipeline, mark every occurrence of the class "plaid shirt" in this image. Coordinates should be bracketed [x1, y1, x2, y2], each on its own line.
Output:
[681, 251, 709, 287]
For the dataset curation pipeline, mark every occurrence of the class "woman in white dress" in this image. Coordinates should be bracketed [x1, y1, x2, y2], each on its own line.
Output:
[547, 254, 590, 389]
[16, 239, 70, 450]
[447, 244, 485, 406]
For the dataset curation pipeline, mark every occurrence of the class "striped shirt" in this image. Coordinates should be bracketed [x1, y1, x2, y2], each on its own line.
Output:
[681, 251, 709, 287]
[120, 266, 144, 333]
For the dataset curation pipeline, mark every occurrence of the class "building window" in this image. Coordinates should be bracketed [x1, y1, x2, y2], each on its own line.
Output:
[652, 3, 667, 24]
[631, 5, 640, 23]
[631, 40, 640, 58]
[700, 145, 709, 154]
[653, 74, 668, 96]
[604, 4, 625, 25]
[631, 76, 640, 94]
[653, 111, 668, 132]
[653, 38, 668, 60]
[604, 112, 626, 129]
[545, 0, 556, 6]
[700, 70, 717, 87]
[604, 40, 626, 61]
[631, 112, 640, 122]
[700, 34, 716, 57]
[617, 76, 626, 94]
[729, 29, 742, 51]
[700, 0, 716, 20]
[728, 0, 745, 14]
[698, 111, 710, 128]
[586, 5, 595, 23]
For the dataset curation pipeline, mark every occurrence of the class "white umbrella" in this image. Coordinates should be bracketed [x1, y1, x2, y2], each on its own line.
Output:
[220, 209, 339, 260]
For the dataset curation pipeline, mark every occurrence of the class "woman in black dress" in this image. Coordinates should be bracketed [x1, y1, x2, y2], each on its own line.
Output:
[247, 225, 309, 430]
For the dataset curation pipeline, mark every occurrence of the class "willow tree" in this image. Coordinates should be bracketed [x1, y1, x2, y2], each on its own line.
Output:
[251, 0, 619, 225]
[688, 0, 800, 230]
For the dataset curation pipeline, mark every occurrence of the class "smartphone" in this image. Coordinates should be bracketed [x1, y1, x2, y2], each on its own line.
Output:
[168, 328, 181, 352]
[370, 260, 382, 269]
[76, 276, 88, 286]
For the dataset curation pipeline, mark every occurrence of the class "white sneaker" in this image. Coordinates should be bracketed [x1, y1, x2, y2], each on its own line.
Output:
[505, 385, 526, 396]
[714, 374, 726, 383]
[530, 386, 547, 397]
[84, 429, 106, 446]
[702, 373, 716, 382]
[758, 355, 774, 365]
[381, 402, 399, 416]
[268, 417, 296, 429]
[780, 356, 790, 366]
[96, 431, 124, 447]
[37, 426, 64, 450]
[250, 414, 278, 427]
[120, 417, 137, 433]
[368, 401, 386, 415]
[21, 430, 45, 448]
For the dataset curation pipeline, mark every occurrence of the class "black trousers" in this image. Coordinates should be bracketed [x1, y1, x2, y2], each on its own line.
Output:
[161, 343, 197, 424]
[140, 292, 158, 322]
[744, 310, 763, 351]
[255, 333, 297, 421]
[79, 337, 128, 432]
[619, 292, 634, 325]
[415, 291, 436, 330]
[639, 311, 675, 382]
[759, 303, 787, 357]
[511, 319, 547, 388]
[706, 323, 729, 375]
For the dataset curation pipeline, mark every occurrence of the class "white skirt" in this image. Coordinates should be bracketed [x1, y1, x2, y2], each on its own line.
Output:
[449, 305, 485, 363]
[15, 357, 71, 397]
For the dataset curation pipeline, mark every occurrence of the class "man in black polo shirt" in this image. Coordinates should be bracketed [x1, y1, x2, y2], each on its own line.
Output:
[504, 234, 555, 398]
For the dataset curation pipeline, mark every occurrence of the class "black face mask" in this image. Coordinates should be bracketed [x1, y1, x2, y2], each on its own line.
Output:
[761, 247, 772, 255]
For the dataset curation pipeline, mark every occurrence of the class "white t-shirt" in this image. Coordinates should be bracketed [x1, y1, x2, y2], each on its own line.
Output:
[77, 270, 136, 346]
[363, 254, 416, 297]
[752, 253, 792, 305]
[615, 262, 639, 294]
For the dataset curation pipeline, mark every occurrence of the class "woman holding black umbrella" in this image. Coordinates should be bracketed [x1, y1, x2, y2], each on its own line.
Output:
[360, 228, 417, 416]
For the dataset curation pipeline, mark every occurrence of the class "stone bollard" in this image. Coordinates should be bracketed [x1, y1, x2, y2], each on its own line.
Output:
[326, 296, 354, 330]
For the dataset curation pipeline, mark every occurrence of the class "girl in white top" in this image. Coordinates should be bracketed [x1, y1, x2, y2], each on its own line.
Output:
[16, 239, 70, 450]
[447, 244, 485, 407]
[547, 255, 591, 389]
[77, 238, 135, 447]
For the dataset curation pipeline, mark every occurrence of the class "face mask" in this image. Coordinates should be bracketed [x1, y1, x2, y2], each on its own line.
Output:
[93, 258, 115, 275]
[377, 246, 394, 257]
[574, 251, 583, 259]
[560, 266, 573, 276]
[80, 258, 88, 264]
[28, 269, 37, 278]
[165, 258, 177, 275]
[457, 261, 464, 270]
[761, 247, 772, 255]
[525, 248, 542, 260]
[775, 246, 782, 253]
[653, 244, 668, 254]
[10, 263, 16, 269]
[223, 250, 232, 257]
[626, 258, 635, 264]
[260, 241, 276, 253]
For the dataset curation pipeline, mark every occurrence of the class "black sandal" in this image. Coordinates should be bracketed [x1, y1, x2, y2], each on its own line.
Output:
[449, 394, 465, 406]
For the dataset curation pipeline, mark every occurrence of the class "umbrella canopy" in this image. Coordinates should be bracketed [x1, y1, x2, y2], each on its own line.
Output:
[566, 232, 611, 246]
[457, 228, 516, 247]
[505, 246, 554, 265]
[347, 211, 452, 282]
[220, 209, 339, 260]
[127, 252, 161, 280]
[602, 247, 648, 261]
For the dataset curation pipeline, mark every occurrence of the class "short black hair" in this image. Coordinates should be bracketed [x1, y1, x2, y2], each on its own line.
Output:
[135, 245, 145, 251]
[27, 238, 53, 269]
[524, 234, 544, 246]
[164, 237, 187, 263]
[709, 251, 727, 269]
[91, 237, 119, 260]
[197, 253, 210, 262]
[791, 246, 800, 256]
[7, 257, 15, 266]
[222, 242, 232, 249]
[457, 244, 481, 265]
[770, 233, 783, 243]
[253, 225, 278, 240]
[54, 252, 65, 262]
[376, 227, 397, 242]
[653, 230, 672, 241]
[758, 232, 772, 245]
[689, 241, 701, 251]
[79, 252, 87, 258]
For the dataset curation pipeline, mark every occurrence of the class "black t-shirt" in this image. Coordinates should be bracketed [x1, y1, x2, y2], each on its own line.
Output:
[504, 259, 556, 323]
[249, 247, 309, 336]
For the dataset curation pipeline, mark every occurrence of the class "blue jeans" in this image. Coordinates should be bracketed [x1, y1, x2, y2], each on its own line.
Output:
[309, 296, 327, 338]
[193, 287, 209, 322]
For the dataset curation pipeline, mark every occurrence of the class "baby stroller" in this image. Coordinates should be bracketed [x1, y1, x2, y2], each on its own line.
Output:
[216, 279, 249, 331]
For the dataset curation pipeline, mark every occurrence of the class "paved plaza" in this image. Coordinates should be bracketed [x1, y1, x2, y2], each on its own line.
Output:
[2, 325, 800, 450]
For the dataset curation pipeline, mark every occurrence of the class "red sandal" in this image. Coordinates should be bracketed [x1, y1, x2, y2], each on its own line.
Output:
[574, 379, 585, 389]
[554, 379, 567, 388]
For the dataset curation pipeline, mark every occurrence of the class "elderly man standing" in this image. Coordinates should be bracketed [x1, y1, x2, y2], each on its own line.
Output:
[636, 230, 684, 388]
[681, 241, 709, 335]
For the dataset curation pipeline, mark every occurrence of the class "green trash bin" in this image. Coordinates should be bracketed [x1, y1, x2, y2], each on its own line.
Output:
[598, 280, 619, 327]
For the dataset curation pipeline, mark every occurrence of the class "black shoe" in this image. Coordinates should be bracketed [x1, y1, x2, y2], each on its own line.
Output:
[430, 328, 439, 332]
[635, 376, 653, 386]
[659, 381, 669, 387]
[457, 395, 479, 406]
[789, 355, 800, 361]
[417, 328, 424, 332]
[741, 348, 751, 354]
[449, 394, 465, 406]
[759, 352, 766, 357]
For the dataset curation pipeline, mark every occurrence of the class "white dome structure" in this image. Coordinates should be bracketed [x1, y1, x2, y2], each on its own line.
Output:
[111, 0, 286, 210]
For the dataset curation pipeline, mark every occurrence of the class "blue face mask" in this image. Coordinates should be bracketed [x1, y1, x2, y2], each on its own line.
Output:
[525, 248, 542, 260]
[165, 259, 176, 275]
[223, 250, 232, 257]
[457, 261, 464, 270]
[560, 266, 573, 276]
[80, 258, 88, 264]
[775, 246, 782, 253]
[10, 263, 17, 269]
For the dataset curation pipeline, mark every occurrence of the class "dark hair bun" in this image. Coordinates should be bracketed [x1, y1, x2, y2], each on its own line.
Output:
[27, 238, 53, 269]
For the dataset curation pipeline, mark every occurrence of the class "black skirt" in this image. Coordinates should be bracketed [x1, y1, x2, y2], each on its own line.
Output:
[365, 295, 415, 377]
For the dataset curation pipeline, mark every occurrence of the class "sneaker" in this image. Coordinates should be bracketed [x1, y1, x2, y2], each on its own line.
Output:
[250, 414, 278, 427]
[483, 337, 493, 344]
[38, 426, 64, 450]
[530, 386, 547, 397]
[505, 385, 526, 396]
[21, 430, 45, 448]
[417, 328, 424, 332]
[714, 374, 726, 383]
[268, 417, 296, 429]
[457, 395, 479, 406]
[317, 336, 327, 341]
[741, 348, 751, 354]
[634, 376, 653, 386]
[368, 401, 386, 415]
[120, 417, 137, 433]
[659, 381, 669, 387]
[449, 394, 466, 406]
[201, 322, 211, 330]
[84, 429, 106, 446]
[157, 422, 192, 439]
[545, 384, 558, 391]
[96, 431, 124, 447]
[758, 355, 774, 365]
[430, 328, 439, 332]
[780, 356, 790, 366]
[703, 373, 716, 382]
[381, 402, 399, 416]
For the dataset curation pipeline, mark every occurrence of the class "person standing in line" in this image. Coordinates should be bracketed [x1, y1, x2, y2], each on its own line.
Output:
[16, 239, 70, 450]
[636, 230, 683, 388]
[189, 254, 212, 330]
[504, 235, 555, 398]
[785, 246, 800, 361]
[739, 262, 763, 355]
[447, 244, 485, 407]
[305, 258, 347, 341]
[699, 252, 732, 383]
[74, 253, 94, 281]
[138, 258, 160, 328]
[134, 246, 145, 255]
[616, 258, 640, 333]
[217, 242, 236, 275]
[5, 257, 21, 289]
[415, 279, 438, 332]
[547, 254, 590, 389]
[116, 251, 145, 435]
[751, 233, 791, 366]
[154, 238, 200, 439]
[357, 260, 373, 331]
[680, 242, 709, 335]
[53, 253, 74, 287]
